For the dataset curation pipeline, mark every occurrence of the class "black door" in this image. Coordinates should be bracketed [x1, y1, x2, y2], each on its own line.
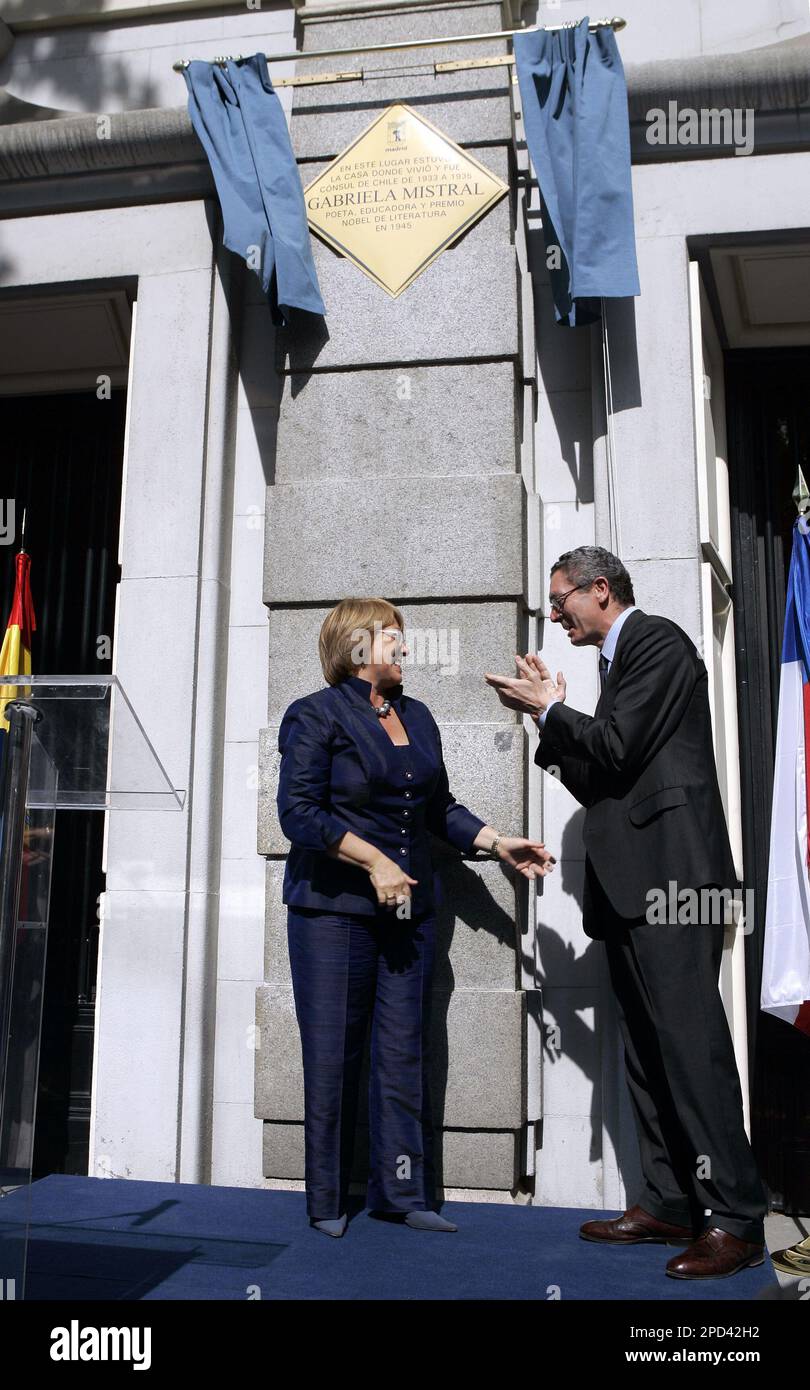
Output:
[726, 346, 810, 1213]
[0, 389, 125, 1178]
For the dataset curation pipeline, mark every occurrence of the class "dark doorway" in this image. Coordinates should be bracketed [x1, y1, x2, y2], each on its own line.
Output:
[726, 346, 810, 1214]
[0, 389, 125, 1178]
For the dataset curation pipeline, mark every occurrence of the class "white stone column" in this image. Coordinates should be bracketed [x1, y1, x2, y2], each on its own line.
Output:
[256, 0, 536, 1197]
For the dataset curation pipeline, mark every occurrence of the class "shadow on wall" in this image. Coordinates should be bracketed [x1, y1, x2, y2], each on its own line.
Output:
[526, 232, 643, 505]
[231, 237, 332, 407]
[0, 0, 290, 117]
[533, 808, 644, 1200]
[0, 11, 161, 116]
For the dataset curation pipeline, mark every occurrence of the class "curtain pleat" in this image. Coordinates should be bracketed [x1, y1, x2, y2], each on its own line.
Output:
[514, 19, 641, 326]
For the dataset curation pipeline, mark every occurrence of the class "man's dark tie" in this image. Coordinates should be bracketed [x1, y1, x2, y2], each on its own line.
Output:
[599, 653, 609, 693]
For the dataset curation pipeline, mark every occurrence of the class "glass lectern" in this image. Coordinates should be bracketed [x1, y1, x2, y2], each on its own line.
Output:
[0, 676, 184, 1300]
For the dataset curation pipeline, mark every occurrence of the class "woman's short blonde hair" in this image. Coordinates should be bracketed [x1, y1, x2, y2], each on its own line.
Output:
[319, 597, 405, 686]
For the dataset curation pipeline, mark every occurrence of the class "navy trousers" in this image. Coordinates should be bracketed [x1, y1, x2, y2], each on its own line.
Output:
[287, 906, 437, 1220]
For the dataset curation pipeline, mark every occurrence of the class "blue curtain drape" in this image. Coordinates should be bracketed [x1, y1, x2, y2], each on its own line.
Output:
[514, 18, 640, 327]
[183, 53, 325, 326]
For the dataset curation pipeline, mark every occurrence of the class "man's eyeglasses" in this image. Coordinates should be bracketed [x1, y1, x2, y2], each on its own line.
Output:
[549, 583, 587, 616]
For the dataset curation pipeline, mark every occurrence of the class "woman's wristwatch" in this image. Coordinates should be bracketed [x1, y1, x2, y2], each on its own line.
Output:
[489, 834, 502, 860]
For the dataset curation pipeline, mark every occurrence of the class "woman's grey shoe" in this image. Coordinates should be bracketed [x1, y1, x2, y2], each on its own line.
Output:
[404, 1210, 458, 1232]
[310, 1213, 348, 1237]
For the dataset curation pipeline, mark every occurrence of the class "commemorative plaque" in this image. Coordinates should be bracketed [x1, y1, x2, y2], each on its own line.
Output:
[303, 103, 509, 297]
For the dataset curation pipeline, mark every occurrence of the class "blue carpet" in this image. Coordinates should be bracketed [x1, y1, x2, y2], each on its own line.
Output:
[0, 1175, 777, 1301]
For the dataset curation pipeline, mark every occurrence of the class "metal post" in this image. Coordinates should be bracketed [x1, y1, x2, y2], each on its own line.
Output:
[0, 702, 42, 1119]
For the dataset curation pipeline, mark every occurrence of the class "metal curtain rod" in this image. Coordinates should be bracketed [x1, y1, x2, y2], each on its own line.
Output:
[171, 18, 627, 71]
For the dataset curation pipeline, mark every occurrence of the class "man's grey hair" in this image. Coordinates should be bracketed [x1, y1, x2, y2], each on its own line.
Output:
[550, 546, 635, 606]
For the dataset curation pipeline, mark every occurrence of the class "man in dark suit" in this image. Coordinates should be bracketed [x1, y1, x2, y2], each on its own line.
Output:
[485, 546, 768, 1279]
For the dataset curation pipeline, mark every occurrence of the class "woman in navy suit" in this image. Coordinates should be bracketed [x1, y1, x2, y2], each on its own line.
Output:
[277, 597, 555, 1237]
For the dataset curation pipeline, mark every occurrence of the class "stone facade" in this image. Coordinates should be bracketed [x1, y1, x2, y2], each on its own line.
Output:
[256, 0, 537, 1194]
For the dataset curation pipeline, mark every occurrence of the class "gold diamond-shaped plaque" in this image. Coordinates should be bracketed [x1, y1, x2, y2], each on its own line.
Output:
[303, 103, 509, 297]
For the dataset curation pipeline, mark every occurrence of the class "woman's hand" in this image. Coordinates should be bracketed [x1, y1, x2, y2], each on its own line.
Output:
[496, 837, 556, 879]
[368, 854, 419, 909]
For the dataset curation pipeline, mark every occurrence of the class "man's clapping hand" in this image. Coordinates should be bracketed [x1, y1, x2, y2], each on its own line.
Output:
[485, 654, 567, 719]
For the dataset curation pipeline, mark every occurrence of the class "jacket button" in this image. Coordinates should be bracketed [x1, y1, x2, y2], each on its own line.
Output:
[404, 790, 412, 799]
[405, 771, 413, 780]
[402, 810, 410, 819]
[399, 848, 407, 856]
[400, 828, 407, 835]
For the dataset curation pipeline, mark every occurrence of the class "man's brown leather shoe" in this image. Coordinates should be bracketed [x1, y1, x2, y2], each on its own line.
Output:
[579, 1203, 694, 1245]
[665, 1227, 766, 1279]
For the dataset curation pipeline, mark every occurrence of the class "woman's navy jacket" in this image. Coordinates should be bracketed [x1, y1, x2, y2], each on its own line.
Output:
[276, 674, 487, 917]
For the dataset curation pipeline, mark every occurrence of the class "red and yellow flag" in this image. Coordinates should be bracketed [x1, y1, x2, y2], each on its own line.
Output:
[0, 550, 37, 732]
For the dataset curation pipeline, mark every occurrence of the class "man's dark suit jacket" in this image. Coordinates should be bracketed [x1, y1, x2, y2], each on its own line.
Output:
[534, 608, 740, 937]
